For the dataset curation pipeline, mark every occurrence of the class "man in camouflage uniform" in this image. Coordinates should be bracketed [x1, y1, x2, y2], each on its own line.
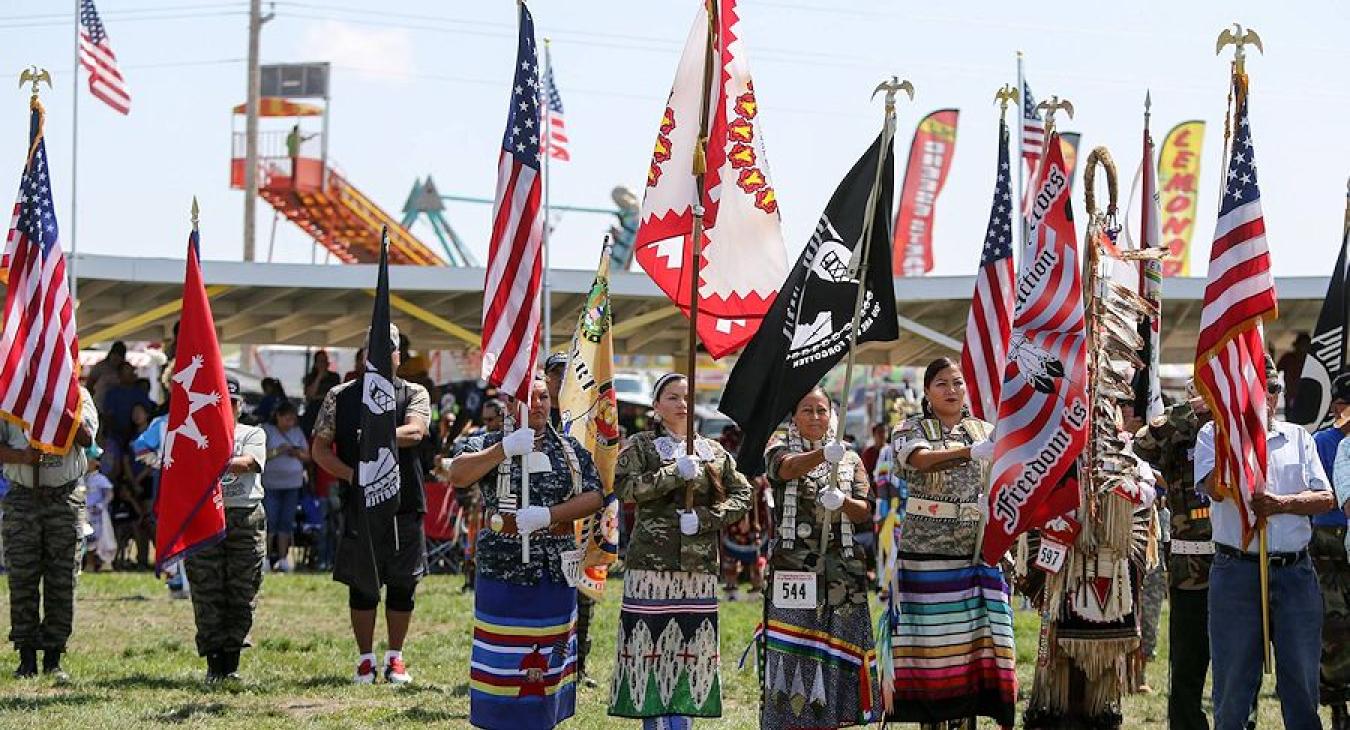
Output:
[0, 386, 96, 681]
[1133, 386, 1212, 730]
[184, 377, 267, 683]
[1315, 375, 1350, 729]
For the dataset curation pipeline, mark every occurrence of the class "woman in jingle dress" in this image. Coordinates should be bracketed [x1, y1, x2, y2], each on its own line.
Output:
[760, 386, 880, 728]
[608, 373, 751, 729]
[885, 357, 1017, 729]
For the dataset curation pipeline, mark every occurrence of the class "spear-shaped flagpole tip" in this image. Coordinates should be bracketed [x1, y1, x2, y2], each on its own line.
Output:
[380, 224, 390, 252]
[191, 197, 200, 230]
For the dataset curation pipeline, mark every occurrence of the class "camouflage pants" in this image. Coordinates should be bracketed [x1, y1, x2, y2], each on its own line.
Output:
[2, 482, 84, 652]
[185, 504, 265, 656]
[1139, 562, 1167, 658]
[1311, 526, 1350, 705]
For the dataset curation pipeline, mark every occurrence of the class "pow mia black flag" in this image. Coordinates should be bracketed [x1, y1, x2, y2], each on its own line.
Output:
[352, 228, 402, 596]
[1288, 224, 1349, 429]
[721, 132, 898, 476]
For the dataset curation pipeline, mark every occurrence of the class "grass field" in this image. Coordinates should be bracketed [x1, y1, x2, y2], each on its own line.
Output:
[0, 571, 1330, 728]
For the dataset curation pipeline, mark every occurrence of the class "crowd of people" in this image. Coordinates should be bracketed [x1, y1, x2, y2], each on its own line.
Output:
[2, 327, 1348, 730]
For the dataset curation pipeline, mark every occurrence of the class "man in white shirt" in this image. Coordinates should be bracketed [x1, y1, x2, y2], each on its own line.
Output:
[1195, 355, 1337, 730]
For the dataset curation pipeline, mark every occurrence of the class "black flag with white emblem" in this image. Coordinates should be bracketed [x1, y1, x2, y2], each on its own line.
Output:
[720, 132, 898, 476]
[1288, 224, 1349, 429]
[353, 228, 401, 595]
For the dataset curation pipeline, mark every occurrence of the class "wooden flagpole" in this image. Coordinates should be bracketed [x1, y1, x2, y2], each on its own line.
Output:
[683, 0, 719, 511]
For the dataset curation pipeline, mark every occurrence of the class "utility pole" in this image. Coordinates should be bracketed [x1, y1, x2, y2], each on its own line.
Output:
[243, 0, 274, 262]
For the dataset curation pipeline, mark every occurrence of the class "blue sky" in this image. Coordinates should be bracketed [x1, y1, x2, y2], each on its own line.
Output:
[1, 0, 1346, 278]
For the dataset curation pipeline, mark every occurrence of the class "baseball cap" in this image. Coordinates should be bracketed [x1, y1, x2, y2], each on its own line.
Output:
[545, 351, 568, 373]
[226, 377, 242, 399]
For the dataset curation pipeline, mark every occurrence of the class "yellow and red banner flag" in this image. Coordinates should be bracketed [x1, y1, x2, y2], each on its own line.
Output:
[558, 244, 621, 600]
[1158, 121, 1205, 276]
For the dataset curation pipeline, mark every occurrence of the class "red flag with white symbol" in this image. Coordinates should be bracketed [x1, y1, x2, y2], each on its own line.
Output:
[633, 0, 787, 358]
[154, 224, 232, 568]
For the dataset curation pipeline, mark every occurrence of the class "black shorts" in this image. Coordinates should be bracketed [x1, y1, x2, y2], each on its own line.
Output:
[333, 511, 427, 591]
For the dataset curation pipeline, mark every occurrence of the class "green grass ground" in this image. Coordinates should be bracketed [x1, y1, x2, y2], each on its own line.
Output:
[0, 572, 1331, 727]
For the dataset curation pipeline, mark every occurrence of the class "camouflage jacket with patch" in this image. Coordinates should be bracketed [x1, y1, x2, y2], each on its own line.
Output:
[766, 445, 873, 606]
[615, 430, 751, 575]
[1133, 402, 1212, 590]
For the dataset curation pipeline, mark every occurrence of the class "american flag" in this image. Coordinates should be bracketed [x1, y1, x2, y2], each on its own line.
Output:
[481, 4, 544, 402]
[1193, 83, 1277, 549]
[962, 118, 1015, 422]
[78, 0, 131, 115]
[1020, 79, 1044, 175]
[541, 46, 570, 162]
[0, 100, 82, 453]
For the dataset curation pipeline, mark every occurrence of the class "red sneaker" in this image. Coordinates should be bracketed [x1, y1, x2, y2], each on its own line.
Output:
[384, 655, 412, 685]
[353, 656, 377, 685]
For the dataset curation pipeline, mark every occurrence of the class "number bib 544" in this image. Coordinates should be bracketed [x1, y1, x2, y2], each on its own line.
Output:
[772, 570, 817, 609]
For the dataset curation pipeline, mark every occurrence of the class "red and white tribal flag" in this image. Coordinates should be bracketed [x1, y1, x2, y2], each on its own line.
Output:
[981, 132, 1089, 565]
[962, 117, 1015, 421]
[1193, 77, 1277, 550]
[155, 222, 232, 567]
[481, 3, 544, 402]
[0, 98, 83, 454]
[634, 0, 787, 358]
[78, 0, 131, 115]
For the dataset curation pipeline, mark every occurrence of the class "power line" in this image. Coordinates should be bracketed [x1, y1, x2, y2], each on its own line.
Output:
[0, 8, 245, 30]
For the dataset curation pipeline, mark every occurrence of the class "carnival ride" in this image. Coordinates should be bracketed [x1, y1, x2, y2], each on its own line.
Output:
[229, 98, 443, 266]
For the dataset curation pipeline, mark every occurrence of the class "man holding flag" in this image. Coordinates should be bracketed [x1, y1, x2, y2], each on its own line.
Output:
[310, 238, 432, 685]
[0, 78, 95, 683]
[1193, 52, 1335, 729]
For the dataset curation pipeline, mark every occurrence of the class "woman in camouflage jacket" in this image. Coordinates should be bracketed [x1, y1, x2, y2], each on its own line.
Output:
[882, 358, 1017, 729]
[607, 373, 751, 729]
[760, 385, 879, 728]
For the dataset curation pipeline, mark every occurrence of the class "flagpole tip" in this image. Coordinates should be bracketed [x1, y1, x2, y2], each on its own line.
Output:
[190, 197, 200, 229]
[17, 67, 51, 98]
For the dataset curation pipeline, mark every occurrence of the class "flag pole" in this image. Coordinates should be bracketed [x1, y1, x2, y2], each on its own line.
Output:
[69, 0, 79, 305]
[683, 0, 719, 510]
[1341, 177, 1350, 370]
[1015, 51, 1025, 259]
[520, 399, 531, 564]
[540, 37, 553, 362]
[825, 76, 908, 562]
[1217, 21, 1272, 674]
[833, 77, 908, 464]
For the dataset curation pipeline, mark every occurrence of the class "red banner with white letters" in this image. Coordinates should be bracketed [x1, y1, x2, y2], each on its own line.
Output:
[893, 109, 959, 276]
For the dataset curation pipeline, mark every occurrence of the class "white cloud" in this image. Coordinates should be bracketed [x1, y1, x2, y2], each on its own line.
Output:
[297, 20, 415, 83]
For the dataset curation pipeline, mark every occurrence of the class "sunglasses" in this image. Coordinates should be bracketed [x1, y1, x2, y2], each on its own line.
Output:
[1266, 383, 1283, 396]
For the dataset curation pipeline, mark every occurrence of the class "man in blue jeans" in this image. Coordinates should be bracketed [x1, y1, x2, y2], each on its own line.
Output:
[1195, 355, 1337, 730]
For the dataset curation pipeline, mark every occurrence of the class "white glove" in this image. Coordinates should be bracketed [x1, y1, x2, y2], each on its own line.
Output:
[969, 440, 995, 462]
[822, 441, 847, 464]
[675, 454, 700, 480]
[501, 427, 536, 458]
[817, 487, 846, 511]
[679, 510, 699, 535]
[515, 505, 552, 534]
